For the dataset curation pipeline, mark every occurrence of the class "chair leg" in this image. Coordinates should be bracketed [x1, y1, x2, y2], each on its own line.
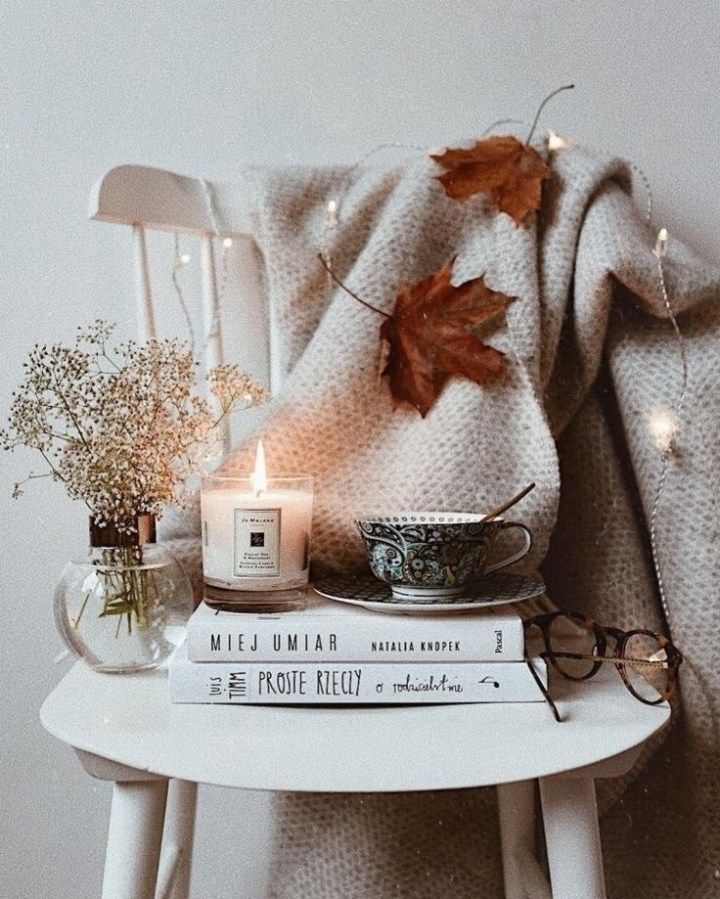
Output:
[156, 780, 198, 899]
[497, 781, 552, 899]
[539, 776, 606, 899]
[102, 779, 168, 899]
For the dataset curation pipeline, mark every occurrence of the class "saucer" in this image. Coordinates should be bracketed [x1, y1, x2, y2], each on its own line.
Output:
[312, 571, 545, 615]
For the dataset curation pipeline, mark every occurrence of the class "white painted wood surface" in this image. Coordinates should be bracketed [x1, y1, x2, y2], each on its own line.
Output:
[101, 780, 168, 899]
[199, 235, 224, 373]
[199, 234, 230, 449]
[497, 780, 552, 899]
[155, 780, 197, 899]
[41, 663, 669, 794]
[132, 225, 157, 341]
[89, 165, 257, 237]
[539, 776, 607, 899]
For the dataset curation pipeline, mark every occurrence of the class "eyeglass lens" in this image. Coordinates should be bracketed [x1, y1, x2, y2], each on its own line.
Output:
[623, 633, 671, 702]
[547, 614, 600, 679]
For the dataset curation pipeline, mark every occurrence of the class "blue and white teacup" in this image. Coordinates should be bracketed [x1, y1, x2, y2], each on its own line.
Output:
[356, 512, 533, 599]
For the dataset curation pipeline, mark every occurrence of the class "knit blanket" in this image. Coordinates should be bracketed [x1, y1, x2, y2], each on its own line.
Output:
[163, 145, 720, 897]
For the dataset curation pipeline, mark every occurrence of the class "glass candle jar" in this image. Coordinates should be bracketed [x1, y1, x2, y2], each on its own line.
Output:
[201, 473, 314, 609]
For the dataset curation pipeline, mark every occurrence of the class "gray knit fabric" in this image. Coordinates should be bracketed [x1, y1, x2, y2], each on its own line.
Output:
[163, 145, 720, 897]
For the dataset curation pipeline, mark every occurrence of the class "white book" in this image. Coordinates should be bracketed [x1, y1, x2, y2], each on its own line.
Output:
[168, 650, 546, 706]
[185, 595, 525, 663]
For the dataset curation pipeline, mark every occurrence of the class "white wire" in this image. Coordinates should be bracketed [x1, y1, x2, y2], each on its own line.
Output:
[199, 179, 228, 362]
[171, 233, 196, 353]
[647, 243, 689, 622]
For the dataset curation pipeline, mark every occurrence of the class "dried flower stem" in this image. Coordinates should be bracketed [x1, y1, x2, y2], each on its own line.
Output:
[2, 321, 267, 529]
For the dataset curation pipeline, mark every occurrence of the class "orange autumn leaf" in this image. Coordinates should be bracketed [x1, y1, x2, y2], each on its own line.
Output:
[380, 260, 512, 417]
[431, 135, 553, 226]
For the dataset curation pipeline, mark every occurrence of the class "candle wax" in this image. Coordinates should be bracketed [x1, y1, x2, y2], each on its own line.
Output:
[201, 483, 313, 592]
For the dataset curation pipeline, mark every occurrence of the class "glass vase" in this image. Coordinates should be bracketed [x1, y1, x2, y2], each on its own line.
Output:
[54, 515, 193, 673]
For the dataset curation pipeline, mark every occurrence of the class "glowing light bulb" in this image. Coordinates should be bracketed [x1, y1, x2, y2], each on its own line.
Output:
[179, 253, 190, 265]
[654, 228, 668, 258]
[250, 439, 268, 496]
[222, 237, 233, 248]
[647, 408, 677, 455]
[547, 129, 569, 151]
[325, 199, 339, 229]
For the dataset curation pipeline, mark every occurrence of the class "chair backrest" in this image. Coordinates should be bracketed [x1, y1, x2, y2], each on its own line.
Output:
[89, 164, 274, 449]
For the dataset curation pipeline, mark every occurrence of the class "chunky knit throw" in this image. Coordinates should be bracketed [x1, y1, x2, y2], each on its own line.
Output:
[163, 144, 720, 897]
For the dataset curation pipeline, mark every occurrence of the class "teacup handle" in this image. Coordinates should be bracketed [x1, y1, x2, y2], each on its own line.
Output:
[485, 521, 533, 573]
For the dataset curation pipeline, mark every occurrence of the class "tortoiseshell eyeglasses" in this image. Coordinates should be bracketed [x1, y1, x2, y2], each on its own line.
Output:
[523, 610, 683, 723]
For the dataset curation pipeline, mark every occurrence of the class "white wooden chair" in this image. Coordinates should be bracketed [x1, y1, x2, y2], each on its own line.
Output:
[38, 163, 672, 899]
[90, 164, 281, 413]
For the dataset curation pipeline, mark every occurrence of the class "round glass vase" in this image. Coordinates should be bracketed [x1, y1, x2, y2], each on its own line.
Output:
[54, 515, 193, 673]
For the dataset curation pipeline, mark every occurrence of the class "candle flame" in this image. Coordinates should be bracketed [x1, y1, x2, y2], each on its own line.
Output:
[251, 439, 268, 495]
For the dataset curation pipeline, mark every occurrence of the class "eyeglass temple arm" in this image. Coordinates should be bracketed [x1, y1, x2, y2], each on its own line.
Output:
[546, 651, 672, 669]
[525, 659, 563, 723]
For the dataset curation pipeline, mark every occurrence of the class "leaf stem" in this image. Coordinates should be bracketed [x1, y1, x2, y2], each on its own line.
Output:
[317, 254, 389, 318]
[525, 84, 575, 146]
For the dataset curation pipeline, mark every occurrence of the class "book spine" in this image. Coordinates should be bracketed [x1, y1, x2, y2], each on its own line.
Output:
[186, 619, 524, 663]
[169, 659, 546, 705]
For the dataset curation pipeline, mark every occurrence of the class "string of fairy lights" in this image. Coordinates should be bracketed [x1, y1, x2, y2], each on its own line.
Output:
[648, 227, 688, 621]
[171, 235, 195, 352]
[171, 181, 234, 362]
[199, 178, 233, 364]
[179, 134, 687, 626]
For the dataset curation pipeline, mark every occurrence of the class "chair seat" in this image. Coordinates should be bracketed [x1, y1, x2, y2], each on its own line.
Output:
[40, 662, 669, 792]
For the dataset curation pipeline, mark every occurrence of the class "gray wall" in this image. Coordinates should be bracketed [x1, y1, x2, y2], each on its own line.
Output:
[2, 2, 718, 896]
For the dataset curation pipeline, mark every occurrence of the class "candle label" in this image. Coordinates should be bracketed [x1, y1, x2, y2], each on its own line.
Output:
[233, 508, 281, 578]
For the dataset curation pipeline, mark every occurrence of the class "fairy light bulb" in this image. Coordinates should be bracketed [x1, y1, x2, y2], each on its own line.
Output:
[325, 199, 338, 229]
[648, 408, 678, 456]
[654, 227, 668, 258]
[222, 237, 233, 249]
[547, 129, 569, 150]
[179, 253, 190, 266]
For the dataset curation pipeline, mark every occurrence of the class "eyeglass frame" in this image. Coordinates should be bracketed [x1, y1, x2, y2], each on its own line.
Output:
[522, 610, 683, 723]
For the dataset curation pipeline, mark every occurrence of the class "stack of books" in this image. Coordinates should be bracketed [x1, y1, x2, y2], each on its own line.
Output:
[169, 595, 547, 705]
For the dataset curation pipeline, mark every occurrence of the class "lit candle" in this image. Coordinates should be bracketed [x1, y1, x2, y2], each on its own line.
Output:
[201, 442, 314, 603]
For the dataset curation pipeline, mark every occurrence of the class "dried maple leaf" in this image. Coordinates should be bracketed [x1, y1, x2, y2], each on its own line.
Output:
[379, 260, 512, 417]
[431, 135, 552, 226]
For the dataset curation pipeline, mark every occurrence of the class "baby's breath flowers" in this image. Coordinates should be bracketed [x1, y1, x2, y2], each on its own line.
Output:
[1, 321, 266, 533]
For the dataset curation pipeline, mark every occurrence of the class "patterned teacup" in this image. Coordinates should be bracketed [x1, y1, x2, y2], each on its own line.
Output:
[356, 512, 533, 599]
